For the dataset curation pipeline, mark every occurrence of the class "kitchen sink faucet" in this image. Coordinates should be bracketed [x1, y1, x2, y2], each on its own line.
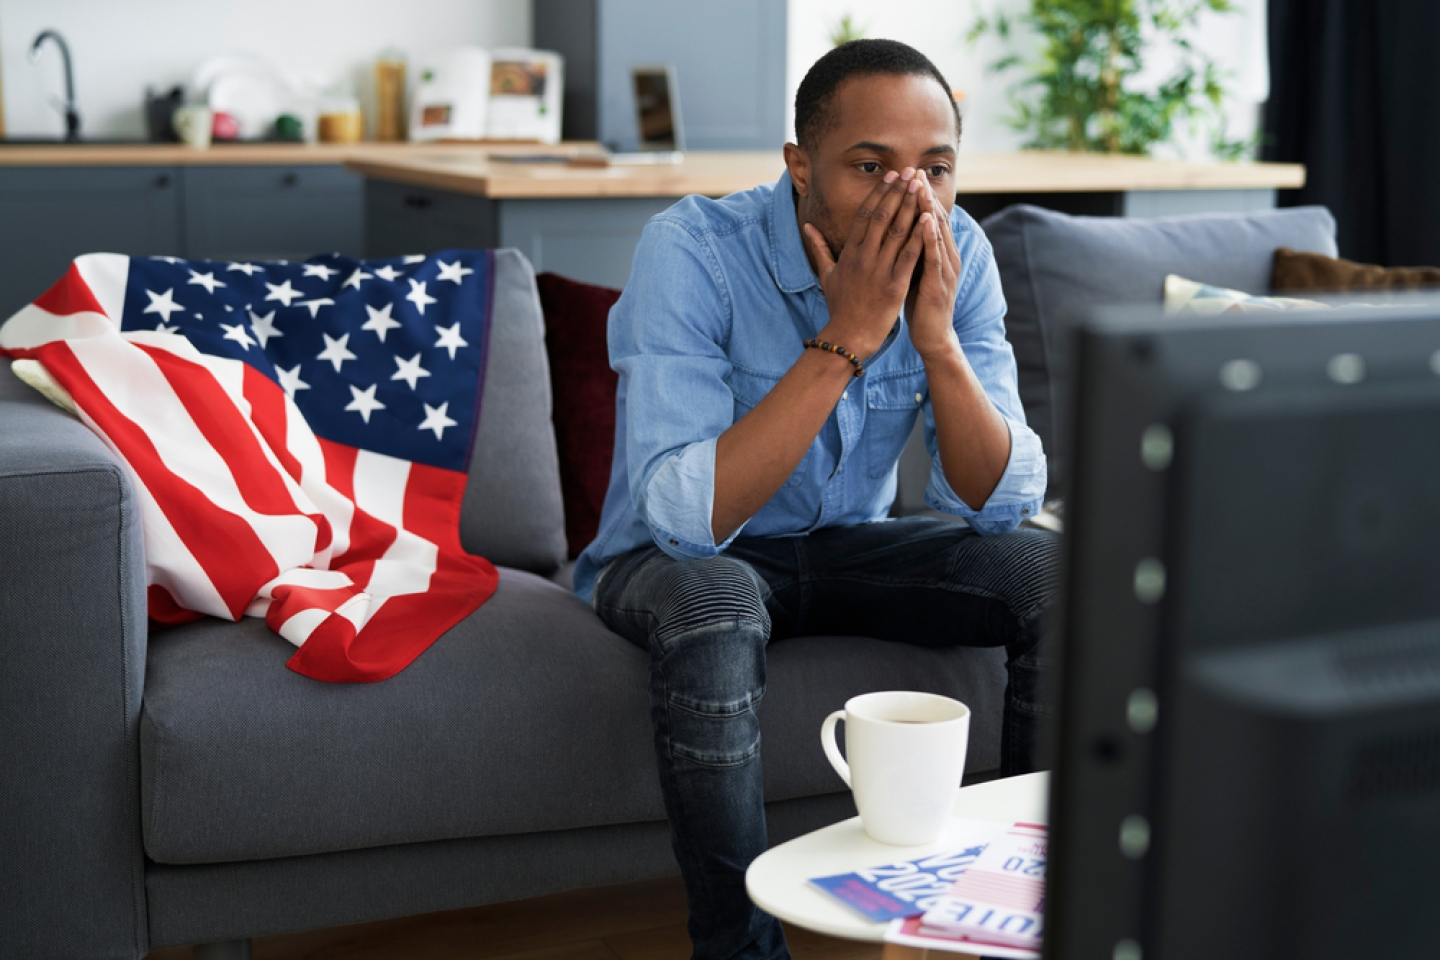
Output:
[29, 29, 80, 142]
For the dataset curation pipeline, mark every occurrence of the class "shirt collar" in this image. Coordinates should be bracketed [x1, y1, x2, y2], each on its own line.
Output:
[769, 169, 821, 294]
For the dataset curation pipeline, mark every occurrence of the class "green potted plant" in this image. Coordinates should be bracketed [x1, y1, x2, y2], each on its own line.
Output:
[829, 13, 868, 47]
[968, 0, 1252, 158]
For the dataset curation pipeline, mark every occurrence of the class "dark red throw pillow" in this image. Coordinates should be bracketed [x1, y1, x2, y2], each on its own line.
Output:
[536, 272, 623, 559]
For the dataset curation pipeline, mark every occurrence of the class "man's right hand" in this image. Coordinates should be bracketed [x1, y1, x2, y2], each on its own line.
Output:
[803, 168, 928, 358]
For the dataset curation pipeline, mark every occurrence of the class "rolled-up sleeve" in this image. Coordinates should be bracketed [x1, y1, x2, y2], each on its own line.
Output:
[922, 229, 1048, 534]
[611, 217, 742, 559]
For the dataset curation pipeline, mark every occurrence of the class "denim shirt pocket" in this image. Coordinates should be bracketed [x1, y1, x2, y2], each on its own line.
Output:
[730, 366, 818, 488]
[865, 368, 927, 478]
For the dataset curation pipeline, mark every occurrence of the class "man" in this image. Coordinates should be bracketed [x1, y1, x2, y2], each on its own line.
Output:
[574, 39, 1060, 960]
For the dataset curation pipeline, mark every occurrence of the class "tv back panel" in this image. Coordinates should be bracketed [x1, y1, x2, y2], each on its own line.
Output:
[1045, 304, 1440, 960]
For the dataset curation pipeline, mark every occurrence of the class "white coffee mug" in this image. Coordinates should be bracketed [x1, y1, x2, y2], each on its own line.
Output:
[821, 691, 971, 845]
[172, 105, 213, 150]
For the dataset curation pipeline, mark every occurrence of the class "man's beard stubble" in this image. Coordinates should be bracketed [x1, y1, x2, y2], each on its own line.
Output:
[803, 182, 845, 265]
[806, 179, 926, 298]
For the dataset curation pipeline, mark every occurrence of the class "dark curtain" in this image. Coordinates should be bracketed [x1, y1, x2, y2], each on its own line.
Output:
[1264, 0, 1440, 267]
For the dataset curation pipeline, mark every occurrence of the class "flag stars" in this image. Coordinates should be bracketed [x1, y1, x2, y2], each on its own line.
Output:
[344, 384, 386, 424]
[374, 265, 402, 282]
[248, 309, 282, 347]
[391, 353, 431, 390]
[227, 262, 262, 276]
[342, 267, 373, 291]
[436, 259, 473, 285]
[187, 269, 226, 294]
[220, 322, 257, 351]
[317, 332, 357, 372]
[302, 263, 339, 281]
[433, 322, 468, 359]
[143, 288, 183, 323]
[265, 280, 302, 306]
[418, 402, 457, 440]
[296, 297, 336, 318]
[403, 254, 426, 264]
[362, 302, 401, 342]
[405, 278, 437, 315]
[276, 364, 310, 398]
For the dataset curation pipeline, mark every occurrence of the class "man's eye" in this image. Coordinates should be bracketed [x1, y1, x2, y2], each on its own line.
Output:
[857, 162, 882, 174]
[927, 165, 952, 179]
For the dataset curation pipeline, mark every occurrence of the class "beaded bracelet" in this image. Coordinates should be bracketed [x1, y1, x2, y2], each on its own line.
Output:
[803, 337, 865, 377]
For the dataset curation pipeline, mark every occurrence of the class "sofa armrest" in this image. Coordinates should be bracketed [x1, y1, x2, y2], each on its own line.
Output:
[0, 366, 149, 958]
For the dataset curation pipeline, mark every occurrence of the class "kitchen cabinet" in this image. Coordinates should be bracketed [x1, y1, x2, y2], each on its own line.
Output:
[364, 178, 671, 287]
[364, 180, 498, 259]
[0, 166, 180, 315]
[182, 165, 363, 262]
[0, 163, 364, 317]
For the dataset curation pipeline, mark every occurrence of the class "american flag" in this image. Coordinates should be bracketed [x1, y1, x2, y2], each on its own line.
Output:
[0, 250, 500, 682]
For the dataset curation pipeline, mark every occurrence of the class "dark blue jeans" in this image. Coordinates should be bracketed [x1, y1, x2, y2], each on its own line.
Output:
[591, 517, 1062, 960]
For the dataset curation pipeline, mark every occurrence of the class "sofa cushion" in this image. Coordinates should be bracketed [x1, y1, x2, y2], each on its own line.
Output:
[1271, 246, 1440, 293]
[1162, 275, 1325, 315]
[981, 203, 1338, 495]
[458, 249, 568, 574]
[535, 272, 622, 560]
[139, 567, 1006, 864]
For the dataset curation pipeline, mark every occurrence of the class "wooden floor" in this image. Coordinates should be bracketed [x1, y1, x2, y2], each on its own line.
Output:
[143, 875, 882, 960]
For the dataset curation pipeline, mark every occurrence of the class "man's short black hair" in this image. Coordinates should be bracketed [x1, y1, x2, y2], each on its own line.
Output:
[795, 39, 960, 152]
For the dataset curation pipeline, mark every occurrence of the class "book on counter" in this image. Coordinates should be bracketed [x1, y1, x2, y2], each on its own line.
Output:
[886, 821, 1048, 958]
[807, 819, 1008, 922]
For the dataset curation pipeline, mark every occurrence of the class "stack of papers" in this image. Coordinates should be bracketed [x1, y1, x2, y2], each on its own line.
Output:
[890, 822, 1047, 958]
[809, 819, 1047, 959]
[808, 820, 1008, 922]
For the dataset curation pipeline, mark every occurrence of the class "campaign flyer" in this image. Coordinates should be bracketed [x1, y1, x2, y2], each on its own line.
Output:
[807, 819, 1008, 922]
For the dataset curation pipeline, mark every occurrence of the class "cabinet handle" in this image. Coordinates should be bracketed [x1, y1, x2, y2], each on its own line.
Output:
[154, 174, 171, 188]
[281, 172, 299, 187]
[403, 193, 433, 210]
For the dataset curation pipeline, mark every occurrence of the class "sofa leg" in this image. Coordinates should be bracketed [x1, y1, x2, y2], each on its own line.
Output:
[193, 940, 252, 960]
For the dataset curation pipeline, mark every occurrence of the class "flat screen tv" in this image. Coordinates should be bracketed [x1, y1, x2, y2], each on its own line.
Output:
[1044, 303, 1440, 960]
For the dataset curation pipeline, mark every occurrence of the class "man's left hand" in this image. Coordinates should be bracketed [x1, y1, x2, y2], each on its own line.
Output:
[909, 172, 964, 360]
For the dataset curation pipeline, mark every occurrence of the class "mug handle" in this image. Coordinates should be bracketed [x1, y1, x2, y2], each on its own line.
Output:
[821, 710, 851, 787]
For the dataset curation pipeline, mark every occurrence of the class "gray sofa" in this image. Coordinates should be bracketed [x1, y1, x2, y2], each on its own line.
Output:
[0, 204, 1337, 959]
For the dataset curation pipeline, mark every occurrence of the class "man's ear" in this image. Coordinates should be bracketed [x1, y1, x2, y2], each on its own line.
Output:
[783, 143, 812, 199]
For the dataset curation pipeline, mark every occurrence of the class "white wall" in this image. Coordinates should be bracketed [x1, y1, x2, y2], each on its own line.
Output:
[1, 0, 531, 139]
[786, 0, 1269, 159]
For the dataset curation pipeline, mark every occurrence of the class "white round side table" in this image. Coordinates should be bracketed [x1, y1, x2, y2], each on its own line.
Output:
[746, 771, 1049, 959]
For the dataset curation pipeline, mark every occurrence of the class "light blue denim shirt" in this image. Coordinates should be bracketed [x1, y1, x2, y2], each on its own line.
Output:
[573, 170, 1047, 603]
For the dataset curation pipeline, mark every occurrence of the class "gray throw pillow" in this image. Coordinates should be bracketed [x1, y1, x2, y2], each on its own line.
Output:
[981, 204, 1338, 495]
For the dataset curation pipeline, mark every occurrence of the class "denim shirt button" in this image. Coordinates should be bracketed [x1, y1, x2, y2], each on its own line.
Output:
[914, 392, 923, 403]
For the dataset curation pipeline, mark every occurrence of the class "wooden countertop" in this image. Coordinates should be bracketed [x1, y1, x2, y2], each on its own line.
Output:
[0, 140, 603, 168]
[346, 149, 1307, 199]
[0, 140, 1306, 197]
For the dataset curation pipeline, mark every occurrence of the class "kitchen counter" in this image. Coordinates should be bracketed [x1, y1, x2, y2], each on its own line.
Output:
[0, 139, 1305, 196]
[0, 142, 1309, 306]
[346, 148, 1306, 199]
[353, 148, 1307, 288]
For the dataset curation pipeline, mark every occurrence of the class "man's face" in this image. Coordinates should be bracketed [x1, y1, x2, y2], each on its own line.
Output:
[789, 73, 960, 266]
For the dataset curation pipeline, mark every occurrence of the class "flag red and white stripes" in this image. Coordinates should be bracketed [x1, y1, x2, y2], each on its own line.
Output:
[0, 254, 498, 682]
